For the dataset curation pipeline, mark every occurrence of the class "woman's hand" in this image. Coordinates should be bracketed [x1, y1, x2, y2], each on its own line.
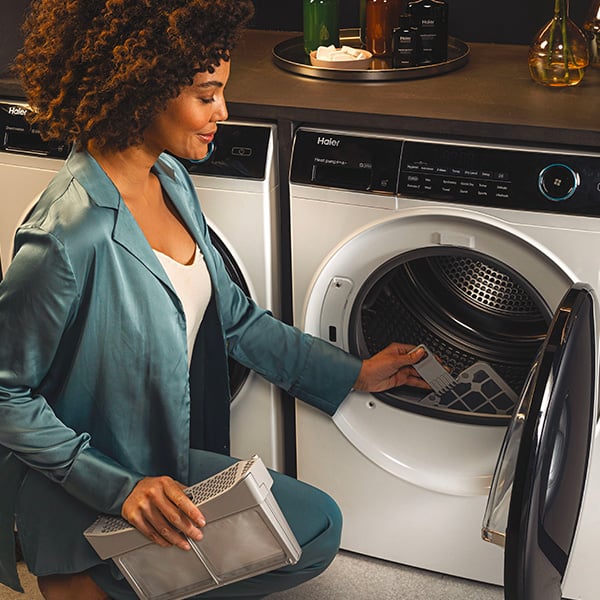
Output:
[121, 476, 206, 551]
[354, 343, 430, 392]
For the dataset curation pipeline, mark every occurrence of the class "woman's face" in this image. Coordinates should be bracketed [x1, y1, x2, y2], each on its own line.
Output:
[144, 60, 230, 160]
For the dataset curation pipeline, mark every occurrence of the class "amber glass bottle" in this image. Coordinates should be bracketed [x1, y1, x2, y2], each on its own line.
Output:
[528, 0, 589, 86]
[365, 0, 402, 57]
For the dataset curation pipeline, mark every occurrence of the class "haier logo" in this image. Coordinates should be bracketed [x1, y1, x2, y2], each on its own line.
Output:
[7, 105, 28, 117]
[317, 136, 341, 147]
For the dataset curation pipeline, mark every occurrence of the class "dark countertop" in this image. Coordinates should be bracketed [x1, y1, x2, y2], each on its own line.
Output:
[225, 30, 600, 150]
[3, 29, 599, 150]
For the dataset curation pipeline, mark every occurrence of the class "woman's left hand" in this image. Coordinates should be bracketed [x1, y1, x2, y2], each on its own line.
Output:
[353, 343, 430, 392]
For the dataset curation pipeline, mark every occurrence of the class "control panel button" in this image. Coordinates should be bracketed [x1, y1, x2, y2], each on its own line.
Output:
[538, 163, 579, 202]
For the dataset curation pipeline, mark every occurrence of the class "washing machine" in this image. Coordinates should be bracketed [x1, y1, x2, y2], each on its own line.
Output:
[0, 99, 285, 471]
[289, 126, 600, 599]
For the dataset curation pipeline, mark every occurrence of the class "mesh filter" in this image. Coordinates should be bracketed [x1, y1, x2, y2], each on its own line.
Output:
[87, 460, 259, 537]
[185, 460, 252, 505]
[350, 250, 550, 425]
[94, 515, 129, 535]
[84, 456, 301, 600]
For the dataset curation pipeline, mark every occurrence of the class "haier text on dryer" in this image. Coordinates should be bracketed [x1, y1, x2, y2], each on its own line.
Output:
[317, 136, 341, 147]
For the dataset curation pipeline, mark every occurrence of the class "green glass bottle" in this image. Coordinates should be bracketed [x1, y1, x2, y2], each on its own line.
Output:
[303, 0, 340, 55]
[360, 0, 367, 42]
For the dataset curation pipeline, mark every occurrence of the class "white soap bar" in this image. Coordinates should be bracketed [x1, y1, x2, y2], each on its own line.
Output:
[315, 45, 367, 61]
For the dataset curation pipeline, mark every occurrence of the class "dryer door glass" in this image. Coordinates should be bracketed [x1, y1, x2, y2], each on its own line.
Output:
[482, 284, 596, 600]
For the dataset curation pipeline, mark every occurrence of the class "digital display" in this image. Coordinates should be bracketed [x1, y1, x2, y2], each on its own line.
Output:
[290, 129, 402, 194]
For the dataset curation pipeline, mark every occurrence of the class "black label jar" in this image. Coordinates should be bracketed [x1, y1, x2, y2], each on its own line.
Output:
[407, 0, 448, 64]
[392, 14, 420, 67]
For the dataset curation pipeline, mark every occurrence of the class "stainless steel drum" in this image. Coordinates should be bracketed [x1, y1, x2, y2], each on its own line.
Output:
[349, 248, 551, 425]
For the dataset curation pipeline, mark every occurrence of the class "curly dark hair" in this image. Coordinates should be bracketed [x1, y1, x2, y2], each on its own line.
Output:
[15, 0, 254, 150]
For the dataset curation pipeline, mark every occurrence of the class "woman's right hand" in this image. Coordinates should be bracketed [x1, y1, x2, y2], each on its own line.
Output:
[121, 476, 206, 551]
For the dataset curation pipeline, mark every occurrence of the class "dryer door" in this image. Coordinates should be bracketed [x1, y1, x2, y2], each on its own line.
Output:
[482, 284, 596, 600]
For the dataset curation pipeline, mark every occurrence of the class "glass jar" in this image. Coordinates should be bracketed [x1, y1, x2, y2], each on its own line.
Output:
[303, 0, 340, 55]
[528, 0, 589, 86]
[365, 0, 402, 57]
[583, 0, 600, 66]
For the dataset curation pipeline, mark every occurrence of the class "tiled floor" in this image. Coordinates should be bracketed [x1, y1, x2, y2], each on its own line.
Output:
[1, 551, 504, 600]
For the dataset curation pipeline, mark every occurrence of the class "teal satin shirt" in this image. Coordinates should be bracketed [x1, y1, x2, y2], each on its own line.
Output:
[0, 148, 361, 590]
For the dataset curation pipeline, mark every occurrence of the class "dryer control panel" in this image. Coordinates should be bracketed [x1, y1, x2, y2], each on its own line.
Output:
[291, 128, 600, 217]
[0, 101, 69, 158]
[399, 140, 600, 217]
[178, 122, 272, 180]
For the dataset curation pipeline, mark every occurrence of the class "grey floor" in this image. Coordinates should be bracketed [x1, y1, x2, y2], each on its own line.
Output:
[2, 551, 504, 600]
[269, 551, 504, 600]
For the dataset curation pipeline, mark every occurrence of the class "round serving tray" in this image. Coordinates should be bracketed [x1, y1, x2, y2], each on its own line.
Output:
[272, 28, 469, 82]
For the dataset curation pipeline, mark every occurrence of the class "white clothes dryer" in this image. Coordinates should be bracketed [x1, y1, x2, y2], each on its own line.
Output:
[0, 100, 69, 273]
[180, 121, 284, 471]
[0, 100, 284, 471]
[289, 126, 600, 599]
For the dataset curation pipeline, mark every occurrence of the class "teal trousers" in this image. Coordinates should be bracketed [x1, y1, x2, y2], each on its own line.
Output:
[18, 450, 342, 599]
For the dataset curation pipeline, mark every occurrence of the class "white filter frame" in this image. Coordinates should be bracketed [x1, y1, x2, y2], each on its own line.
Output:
[84, 456, 301, 600]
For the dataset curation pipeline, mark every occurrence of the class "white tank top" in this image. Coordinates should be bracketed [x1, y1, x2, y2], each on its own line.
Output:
[154, 246, 212, 365]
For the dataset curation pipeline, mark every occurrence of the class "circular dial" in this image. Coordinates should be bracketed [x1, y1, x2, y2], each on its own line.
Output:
[538, 163, 580, 202]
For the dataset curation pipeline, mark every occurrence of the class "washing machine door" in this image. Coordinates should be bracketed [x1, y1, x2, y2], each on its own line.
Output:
[482, 283, 596, 600]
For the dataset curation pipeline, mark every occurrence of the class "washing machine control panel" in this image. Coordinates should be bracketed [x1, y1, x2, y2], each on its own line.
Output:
[399, 140, 600, 216]
[0, 101, 70, 158]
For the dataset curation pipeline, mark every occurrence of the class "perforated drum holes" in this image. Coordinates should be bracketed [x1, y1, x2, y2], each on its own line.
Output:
[429, 255, 541, 318]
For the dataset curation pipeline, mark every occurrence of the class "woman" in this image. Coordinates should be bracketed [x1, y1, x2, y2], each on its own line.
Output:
[0, 1, 429, 598]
